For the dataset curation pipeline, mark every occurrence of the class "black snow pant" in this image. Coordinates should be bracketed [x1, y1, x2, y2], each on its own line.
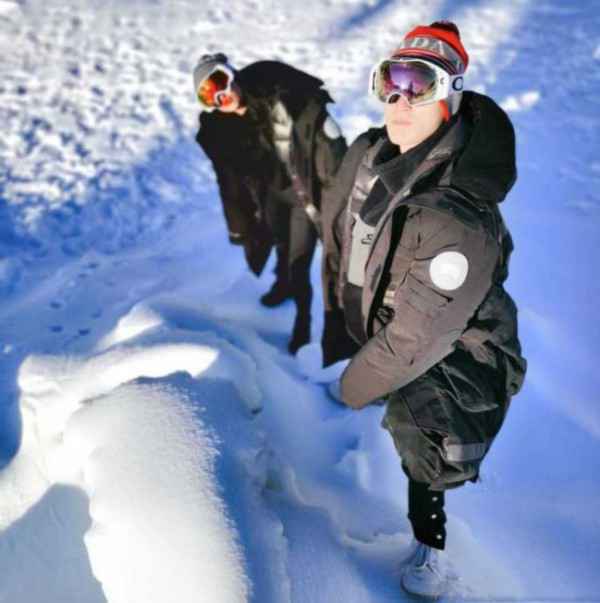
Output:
[408, 478, 446, 550]
[381, 348, 511, 549]
[265, 186, 318, 332]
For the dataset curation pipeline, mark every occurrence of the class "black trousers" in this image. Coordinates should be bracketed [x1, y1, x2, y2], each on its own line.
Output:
[265, 187, 318, 323]
[382, 351, 509, 491]
[407, 477, 447, 550]
[382, 350, 511, 550]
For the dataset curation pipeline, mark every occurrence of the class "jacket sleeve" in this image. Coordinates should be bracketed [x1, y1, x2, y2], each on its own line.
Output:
[314, 115, 347, 189]
[213, 164, 259, 243]
[340, 204, 501, 409]
[196, 117, 258, 243]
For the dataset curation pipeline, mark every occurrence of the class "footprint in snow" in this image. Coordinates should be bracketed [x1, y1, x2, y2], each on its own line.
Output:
[78, 328, 91, 336]
[345, 436, 360, 451]
[50, 301, 62, 309]
[50, 325, 63, 333]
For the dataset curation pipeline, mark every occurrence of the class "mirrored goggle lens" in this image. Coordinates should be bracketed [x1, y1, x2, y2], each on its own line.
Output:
[197, 69, 232, 107]
[375, 61, 437, 105]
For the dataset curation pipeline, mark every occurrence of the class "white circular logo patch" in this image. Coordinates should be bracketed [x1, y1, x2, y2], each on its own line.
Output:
[429, 251, 469, 291]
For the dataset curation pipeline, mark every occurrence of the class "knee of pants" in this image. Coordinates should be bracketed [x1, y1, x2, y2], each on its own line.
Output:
[402, 443, 444, 486]
[291, 285, 312, 314]
[383, 420, 444, 486]
[383, 407, 475, 490]
[398, 441, 478, 490]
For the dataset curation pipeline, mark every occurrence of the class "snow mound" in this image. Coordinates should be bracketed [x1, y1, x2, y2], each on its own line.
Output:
[0, 301, 277, 602]
[295, 342, 347, 384]
[67, 381, 250, 603]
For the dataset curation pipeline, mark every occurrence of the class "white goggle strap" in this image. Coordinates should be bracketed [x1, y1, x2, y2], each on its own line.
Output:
[368, 60, 383, 97]
[432, 66, 465, 101]
[447, 73, 465, 95]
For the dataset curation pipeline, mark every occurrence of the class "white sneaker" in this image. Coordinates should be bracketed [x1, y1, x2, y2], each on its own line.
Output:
[401, 542, 448, 599]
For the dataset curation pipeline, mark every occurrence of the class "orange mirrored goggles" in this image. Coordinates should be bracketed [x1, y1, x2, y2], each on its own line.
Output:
[196, 65, 235, 112]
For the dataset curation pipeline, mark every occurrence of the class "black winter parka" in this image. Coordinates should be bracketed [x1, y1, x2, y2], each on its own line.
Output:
[322, 92, 526, 408]
[196, 61, 346, 275]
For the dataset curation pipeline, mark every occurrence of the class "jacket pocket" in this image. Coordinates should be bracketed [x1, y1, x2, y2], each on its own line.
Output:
[438, 354, 500, 413]
[400, 273, 451, 319]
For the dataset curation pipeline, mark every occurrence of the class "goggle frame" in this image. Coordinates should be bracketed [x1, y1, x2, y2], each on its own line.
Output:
[197, 64, 235, 112]
[369, 58, 465, 107]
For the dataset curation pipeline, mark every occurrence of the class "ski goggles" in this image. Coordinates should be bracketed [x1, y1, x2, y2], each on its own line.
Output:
[196, 64, 235, 112]
[369, 58, 465, 106]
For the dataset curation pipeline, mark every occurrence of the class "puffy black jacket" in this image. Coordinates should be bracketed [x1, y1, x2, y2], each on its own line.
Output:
[196, 60, 346, 274]
[322, 91, 526, 409]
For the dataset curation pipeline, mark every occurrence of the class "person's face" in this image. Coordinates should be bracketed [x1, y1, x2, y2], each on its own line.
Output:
[384, 96, 444, 152]
[214, 84, 242, 114]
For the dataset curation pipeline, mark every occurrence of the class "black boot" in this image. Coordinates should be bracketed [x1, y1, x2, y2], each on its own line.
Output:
[260, 279, 293, 307]
[288, 312, 311, 354]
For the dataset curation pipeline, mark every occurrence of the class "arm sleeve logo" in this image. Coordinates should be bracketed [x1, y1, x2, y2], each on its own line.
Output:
[429, 251, 469, 290]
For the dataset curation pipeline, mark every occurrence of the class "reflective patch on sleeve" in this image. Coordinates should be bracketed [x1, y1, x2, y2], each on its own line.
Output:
[429, 251, 469, 291]
[323, 115, 342, 139]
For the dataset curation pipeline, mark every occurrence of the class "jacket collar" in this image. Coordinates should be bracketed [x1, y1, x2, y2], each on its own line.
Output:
[372, 91, 516, 207]
[371, 113, 463, 195]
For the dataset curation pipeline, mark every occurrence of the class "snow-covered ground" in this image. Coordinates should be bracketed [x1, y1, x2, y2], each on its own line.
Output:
[1, 0, 599, 601]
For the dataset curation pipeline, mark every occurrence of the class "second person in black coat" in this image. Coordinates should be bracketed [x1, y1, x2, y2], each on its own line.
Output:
[194, 54, 347, 353]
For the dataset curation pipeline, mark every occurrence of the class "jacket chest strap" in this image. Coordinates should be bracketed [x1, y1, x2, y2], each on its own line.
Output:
[347, 215, 376, 287]
[290, 171, 321, 231]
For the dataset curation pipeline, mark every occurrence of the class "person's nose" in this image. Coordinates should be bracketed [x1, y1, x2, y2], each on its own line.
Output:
[391, 95, 412, 111]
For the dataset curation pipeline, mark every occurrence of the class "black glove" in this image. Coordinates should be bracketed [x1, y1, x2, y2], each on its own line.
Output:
[321, 308, 361, 367]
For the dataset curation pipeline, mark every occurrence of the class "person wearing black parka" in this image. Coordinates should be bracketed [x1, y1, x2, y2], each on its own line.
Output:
[321, 21, 526, 597]
[194, 55, 347, 353]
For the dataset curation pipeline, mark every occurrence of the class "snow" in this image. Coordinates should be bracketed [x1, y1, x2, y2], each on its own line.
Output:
[65, 382, 251, 603]
[500, 90, 541, 112]
[1, 0, 599, 602]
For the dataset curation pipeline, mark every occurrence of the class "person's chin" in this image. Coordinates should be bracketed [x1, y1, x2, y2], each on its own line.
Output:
[389, 130, 413, 148]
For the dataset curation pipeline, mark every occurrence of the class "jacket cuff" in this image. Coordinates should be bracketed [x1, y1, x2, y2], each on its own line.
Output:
[228, 232, 245, 245]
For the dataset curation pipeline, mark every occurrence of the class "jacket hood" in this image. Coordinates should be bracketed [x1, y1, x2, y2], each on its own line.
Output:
[449, 91, 517, 204]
